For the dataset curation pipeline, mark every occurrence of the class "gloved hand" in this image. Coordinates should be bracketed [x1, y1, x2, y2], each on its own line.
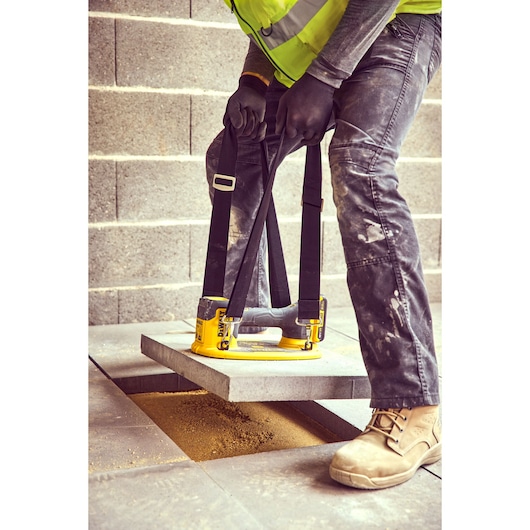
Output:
[223, 75, 268, 142]
[275, 73, 335, 145]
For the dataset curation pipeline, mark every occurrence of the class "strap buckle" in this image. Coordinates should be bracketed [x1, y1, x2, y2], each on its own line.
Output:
[213, 173, 236, 192]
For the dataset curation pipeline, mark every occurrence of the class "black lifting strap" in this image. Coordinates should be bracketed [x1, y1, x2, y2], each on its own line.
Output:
[201, 125, 238, 298]
[262, 142, 292, 310]
[202, 125, 322, 324]
[226, 139, 323, 322]
[202, 126, 291, 311]
[298, 143, 323, 322]
[225, 133, 288, 319]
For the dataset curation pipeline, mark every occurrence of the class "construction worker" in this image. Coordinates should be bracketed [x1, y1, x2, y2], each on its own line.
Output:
[205, 0, 442, 489]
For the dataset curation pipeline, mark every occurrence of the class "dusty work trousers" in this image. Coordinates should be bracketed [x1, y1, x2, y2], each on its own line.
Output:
[205, 13, 442, 409]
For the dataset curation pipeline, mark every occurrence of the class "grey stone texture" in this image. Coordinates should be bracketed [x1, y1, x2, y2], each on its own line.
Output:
[89, 289, 119, 325]
[89, 359, 189, 473]
[397, 159, 441, 214]
[115, 20, 247, 90]
[88, 16, 115, 86]
[89, 0, 190, 18]
[89, 0, 244, 23]
[89, 224, 191, 287]
[192, 0, 237, 22]
[191, 94, 231, 155]
[116, 160, 211, 221]
[88, 4, 443, 325]
[89, 160, 116, 223]
[401, 102, 441, 157]
[118, 284, 202, 323]
[88, 90, 190, 156]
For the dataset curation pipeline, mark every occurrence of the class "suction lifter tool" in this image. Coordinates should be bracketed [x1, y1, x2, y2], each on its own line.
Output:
[191, 296, 327, 360]
[193, 125, 325, 360]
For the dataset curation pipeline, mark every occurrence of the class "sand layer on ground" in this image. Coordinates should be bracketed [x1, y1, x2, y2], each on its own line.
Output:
[130, 390, 341, 461]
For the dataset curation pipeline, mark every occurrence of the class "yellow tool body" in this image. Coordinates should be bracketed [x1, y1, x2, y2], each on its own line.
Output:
[191, 296, 327, 360]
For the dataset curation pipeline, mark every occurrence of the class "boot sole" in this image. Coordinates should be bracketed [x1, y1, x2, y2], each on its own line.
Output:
[329, 442, 442, 490]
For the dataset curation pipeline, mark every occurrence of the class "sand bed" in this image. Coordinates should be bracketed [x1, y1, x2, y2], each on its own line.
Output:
[130, 390, 341, 461]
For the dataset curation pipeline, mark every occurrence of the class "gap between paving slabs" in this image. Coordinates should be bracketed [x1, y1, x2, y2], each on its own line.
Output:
[128, 389, 346, 462]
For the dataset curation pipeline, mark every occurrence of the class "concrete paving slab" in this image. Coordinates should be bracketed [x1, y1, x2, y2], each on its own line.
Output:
[89, 320, 201, 393]
[89, 320, 194, 378]
[89, 360, 190, 473]
[88, 303, 440, 398]
[199, 442, 441, 530]
[140, 328, 370, 402]
[290, 399, 372, 440]
[89, 461, 263, 530]
[316, 398, 374, 432]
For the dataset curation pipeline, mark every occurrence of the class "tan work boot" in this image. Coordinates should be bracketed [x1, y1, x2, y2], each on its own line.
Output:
[329, 405, 441, 489]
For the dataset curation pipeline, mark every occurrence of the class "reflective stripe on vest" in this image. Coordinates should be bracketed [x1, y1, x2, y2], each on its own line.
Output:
[257, 0, 328, 50]
[226, 0, 348, 87]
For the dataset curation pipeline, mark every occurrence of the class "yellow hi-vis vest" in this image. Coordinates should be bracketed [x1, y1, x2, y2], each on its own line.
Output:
[225, 0, 442, 87]
[226, 0, 348, 87]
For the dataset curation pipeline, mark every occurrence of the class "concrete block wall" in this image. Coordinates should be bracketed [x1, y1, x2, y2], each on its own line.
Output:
[89, 1, 442, 325]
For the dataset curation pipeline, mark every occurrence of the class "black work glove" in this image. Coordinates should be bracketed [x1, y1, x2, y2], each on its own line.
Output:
[275, 72, 335, 145]
[223, 75, 268, 142]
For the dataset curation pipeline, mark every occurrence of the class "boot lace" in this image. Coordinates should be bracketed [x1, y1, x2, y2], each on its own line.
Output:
[365, 408, 410, 443]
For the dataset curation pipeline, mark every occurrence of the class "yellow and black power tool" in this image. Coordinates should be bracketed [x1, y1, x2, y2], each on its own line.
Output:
[191, 296, 327, 360]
